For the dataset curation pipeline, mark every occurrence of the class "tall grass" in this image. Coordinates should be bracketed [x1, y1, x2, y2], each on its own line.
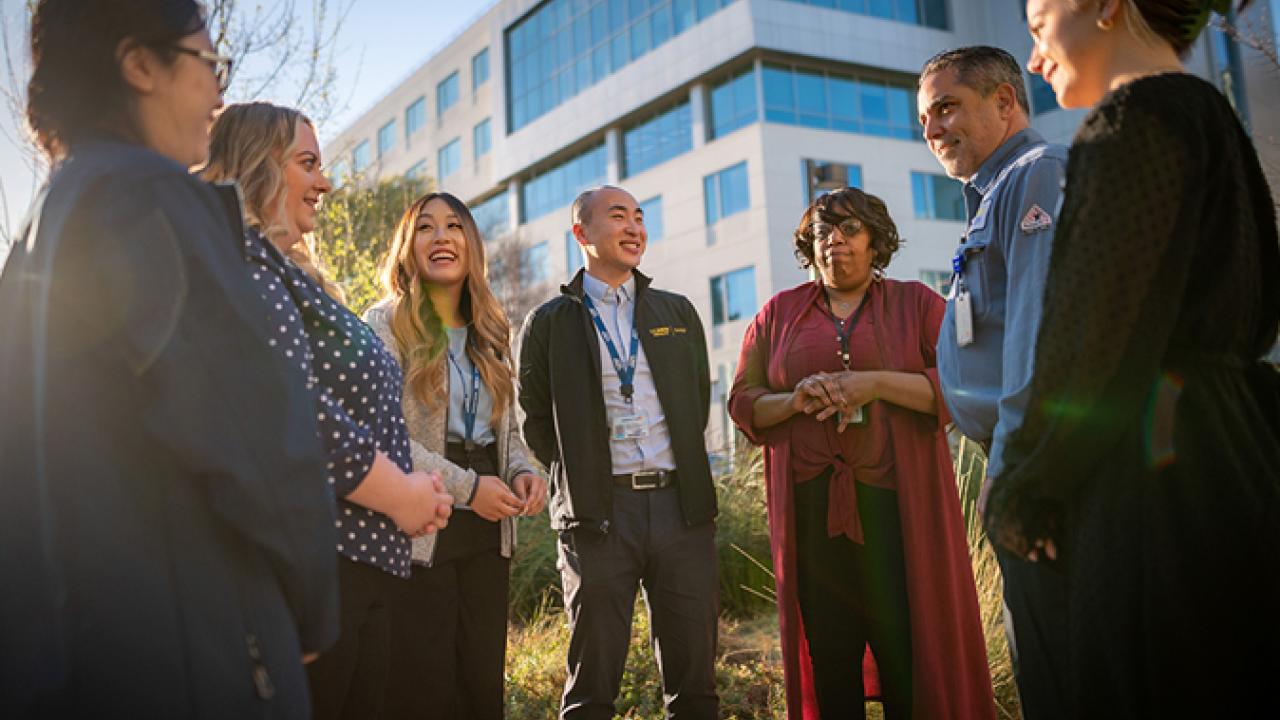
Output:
[505, 436, 1022, 719]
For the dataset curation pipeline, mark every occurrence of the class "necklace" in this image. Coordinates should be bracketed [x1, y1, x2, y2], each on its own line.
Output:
[825, 287, 864, 316]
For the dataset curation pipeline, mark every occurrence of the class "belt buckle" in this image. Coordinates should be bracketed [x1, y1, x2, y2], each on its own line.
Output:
[631, 471, 660, 490]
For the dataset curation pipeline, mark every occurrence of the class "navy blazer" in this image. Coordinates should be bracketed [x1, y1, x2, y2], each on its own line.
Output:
[0, 139, 338, 718]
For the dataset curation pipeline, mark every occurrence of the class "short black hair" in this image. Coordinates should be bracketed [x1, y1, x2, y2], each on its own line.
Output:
[28, 0, 205, 159]
[793, 188, 901, 272]
[919, 45, 1030, 116]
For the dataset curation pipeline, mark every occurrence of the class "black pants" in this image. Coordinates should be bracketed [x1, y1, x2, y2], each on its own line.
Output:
[557, 485, 720, 720]
[385, 442, 509, 720]
[794, 472, 912, 720]
[306, 557, 397, 720]
[994, 541, 1069, 720]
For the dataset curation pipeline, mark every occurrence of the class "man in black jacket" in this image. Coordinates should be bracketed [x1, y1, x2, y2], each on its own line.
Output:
[519, 185, 719, 719]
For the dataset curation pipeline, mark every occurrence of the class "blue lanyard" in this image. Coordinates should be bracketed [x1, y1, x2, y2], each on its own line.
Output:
[446, 349, 481, 449]
[582, 293, 639, 404]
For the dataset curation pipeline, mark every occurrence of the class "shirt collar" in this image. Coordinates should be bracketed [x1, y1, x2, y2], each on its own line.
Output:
[966, 127, 1046, 198]
[582, 271, 635, 306]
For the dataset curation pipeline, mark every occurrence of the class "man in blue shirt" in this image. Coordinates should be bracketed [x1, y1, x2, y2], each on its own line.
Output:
[918, 46, 1069, 720]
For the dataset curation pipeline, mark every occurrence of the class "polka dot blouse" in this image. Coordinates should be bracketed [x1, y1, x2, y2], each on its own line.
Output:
[243, 230, 412, 578]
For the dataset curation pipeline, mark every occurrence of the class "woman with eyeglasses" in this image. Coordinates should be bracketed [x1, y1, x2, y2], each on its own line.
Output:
[728, 188, 993, 719]
[203, 102, 455, 720]
[983, 0, 1280, 716]
[0, 1, 340, 717]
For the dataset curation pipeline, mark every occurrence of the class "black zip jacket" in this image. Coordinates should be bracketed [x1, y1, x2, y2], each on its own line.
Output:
[518, 269, 716, 533]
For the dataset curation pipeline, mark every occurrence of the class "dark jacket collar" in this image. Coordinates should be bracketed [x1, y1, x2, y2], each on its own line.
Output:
[562, 268, 653, 302]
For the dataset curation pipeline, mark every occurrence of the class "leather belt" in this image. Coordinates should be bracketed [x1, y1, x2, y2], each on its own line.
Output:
[613, 470, 677, 490]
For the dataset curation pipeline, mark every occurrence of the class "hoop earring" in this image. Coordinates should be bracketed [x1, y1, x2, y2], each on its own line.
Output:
[1097, 15, 1114, 30]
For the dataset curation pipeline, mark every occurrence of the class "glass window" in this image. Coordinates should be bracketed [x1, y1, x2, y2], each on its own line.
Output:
[762, 63, 917, 141]
[437, 71, 460, 115]
[352, 140, 371, 173]
[623, 99, 692, 177]
[710, 266, 756, 326]
[565, 229, 585, 276]
[473, 118, 492, 161]
[911, 171, 965, 221]
[772, 0, 944, 29]
[406, 160, 428, 179]
[521, 143, 609, 222]
[377, 119, 396, 157]
[405, 97, 427, 140]
[472, 48, 490, 90]
[470, 190, 510, 238]
[709, 67, 759, 139]
[505, 0, 737, 132]
[1029, 73, 1058, 116]
[918, 269, 953, 297]
[640, 196, 664, 242]
[522, 241, 551, 284]
[438, 138, 462, 179]
[704, 161, 749, 225]
[802, 160, 863, 204]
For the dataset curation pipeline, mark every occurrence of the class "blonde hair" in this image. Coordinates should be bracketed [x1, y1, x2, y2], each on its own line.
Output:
[202, 102, 345, 301]
[377, 192, 514, 423]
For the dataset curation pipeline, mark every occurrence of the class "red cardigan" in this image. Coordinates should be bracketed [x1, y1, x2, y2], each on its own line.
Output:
[729, 279, 994, 720]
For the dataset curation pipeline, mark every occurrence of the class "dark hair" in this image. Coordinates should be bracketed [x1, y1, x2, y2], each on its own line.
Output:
[793, 188, 901, 272]
[28, 0, 205, 159]
[919, 46, 1030, 115]
[1124, 0, 1253, 57]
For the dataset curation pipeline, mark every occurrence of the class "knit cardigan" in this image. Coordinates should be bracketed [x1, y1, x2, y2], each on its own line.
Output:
[365, 299, 542, 564]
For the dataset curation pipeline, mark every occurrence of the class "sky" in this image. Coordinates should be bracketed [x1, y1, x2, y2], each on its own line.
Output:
[0, 0, 489, 245]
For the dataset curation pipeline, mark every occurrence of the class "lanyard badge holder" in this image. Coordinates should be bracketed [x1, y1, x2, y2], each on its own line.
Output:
[825, 291, 870, 426]
[447, 350, 481, 451]
[951, 242, 976, 347]
[583, 295, 649, 442]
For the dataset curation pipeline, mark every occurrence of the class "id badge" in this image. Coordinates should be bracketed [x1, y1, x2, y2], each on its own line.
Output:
[612, 412, 650, 441]
[838, 405, 866, 426]
[955, 287, 975, 347]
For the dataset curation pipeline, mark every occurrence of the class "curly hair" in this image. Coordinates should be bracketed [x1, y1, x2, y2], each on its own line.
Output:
[793, 187, 902, 272]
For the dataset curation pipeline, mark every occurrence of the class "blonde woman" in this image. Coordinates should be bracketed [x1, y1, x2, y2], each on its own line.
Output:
[365, 192, 547, 720]
[203, 102, 452, 720]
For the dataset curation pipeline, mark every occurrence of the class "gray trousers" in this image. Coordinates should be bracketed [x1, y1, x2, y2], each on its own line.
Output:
[557, 485, 720, 720]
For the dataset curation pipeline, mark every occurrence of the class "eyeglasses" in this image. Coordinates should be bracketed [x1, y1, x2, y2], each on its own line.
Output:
[170, 45, 233, 93]
[811, 218, 863, 242]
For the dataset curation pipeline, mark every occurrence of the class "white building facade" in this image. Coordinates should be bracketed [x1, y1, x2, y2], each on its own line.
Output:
[326, 0, 1278, 449]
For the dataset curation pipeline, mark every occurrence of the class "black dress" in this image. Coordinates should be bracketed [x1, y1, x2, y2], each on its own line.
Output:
[985, 74, 1280, 718]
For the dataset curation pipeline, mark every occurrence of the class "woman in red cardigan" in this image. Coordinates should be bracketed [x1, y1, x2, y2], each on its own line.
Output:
[729, 187, 993, 720]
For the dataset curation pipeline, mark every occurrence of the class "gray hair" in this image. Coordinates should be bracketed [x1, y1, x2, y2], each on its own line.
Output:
[919, 46, 1030, 116]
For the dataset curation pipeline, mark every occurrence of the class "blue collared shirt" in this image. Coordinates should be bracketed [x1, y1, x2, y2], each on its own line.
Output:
[936, 128, 1068, 478]
[582, 271, 677, 474]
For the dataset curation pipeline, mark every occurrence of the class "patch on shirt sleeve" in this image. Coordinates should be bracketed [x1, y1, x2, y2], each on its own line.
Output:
[1020, 204, 1053, 234]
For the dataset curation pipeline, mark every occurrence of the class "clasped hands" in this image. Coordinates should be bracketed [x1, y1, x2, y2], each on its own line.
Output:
[471, 472, 547, 522]
[790, 370, 877, 433]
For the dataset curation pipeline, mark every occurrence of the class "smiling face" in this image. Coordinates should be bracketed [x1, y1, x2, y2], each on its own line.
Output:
[412, 197, 470, 290]
[1026, 0, 1112, 108]
[811, 215, 876, 292]
[917, 67, 1013, 181]
[282, 120, 330, 238]
[575, 187, 647, 283]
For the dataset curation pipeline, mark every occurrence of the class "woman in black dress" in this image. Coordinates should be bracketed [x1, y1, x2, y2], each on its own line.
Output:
[203, 102, 454, 719]
[988, 0, 1280, 716]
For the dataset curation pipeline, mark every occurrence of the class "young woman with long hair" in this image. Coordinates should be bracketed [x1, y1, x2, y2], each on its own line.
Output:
[364, 192, 547, 720]
[202, 102, 453, 720]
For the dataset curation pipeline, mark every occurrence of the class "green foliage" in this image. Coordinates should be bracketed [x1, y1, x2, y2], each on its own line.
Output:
[311, 175, 431, 315]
